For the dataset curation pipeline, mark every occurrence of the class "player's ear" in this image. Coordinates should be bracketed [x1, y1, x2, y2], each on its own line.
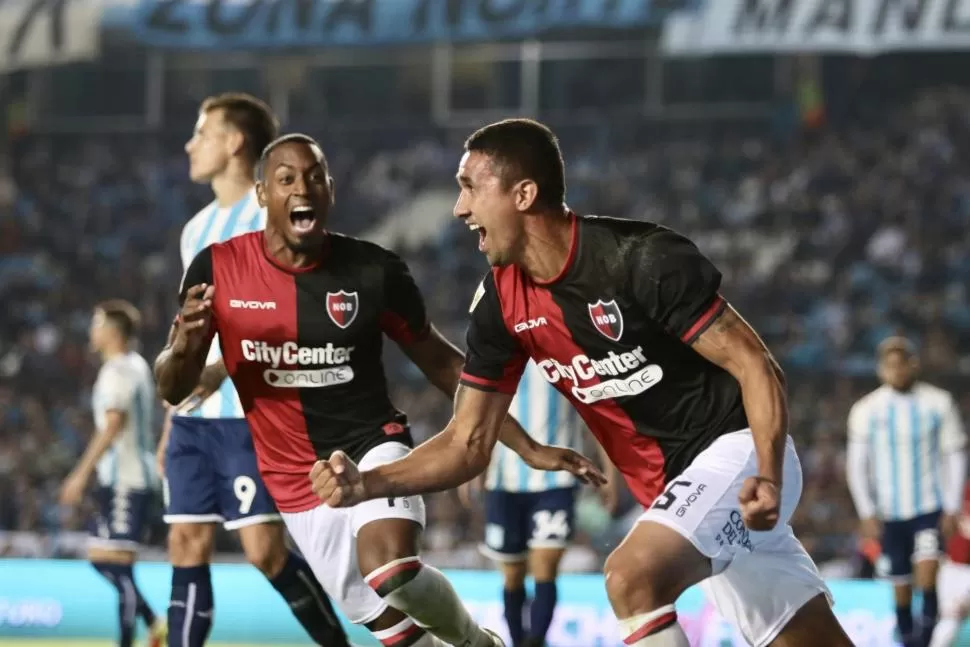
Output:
[328, 176, 335, 206]
[255, 181, 267, 208]
[513, 179, 538, 212]
[226, 129, 246, 158]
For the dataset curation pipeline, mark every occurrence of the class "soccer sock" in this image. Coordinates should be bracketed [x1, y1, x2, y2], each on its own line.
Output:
[169, 565, 214, 647]
[920, 589, 939, 645]
[365, 557, 495, 647]
[502, 586, 526, 645]
[528, 581, 557, 645]
[91, 562, 136, 647]
[928, 617, 961, 647]
[371, 616, 446, 647]
[112, 564, 157, 628]
[896, 604, 916, 646]
[618, 605, 690, 647]
[268, 551, 350, 647]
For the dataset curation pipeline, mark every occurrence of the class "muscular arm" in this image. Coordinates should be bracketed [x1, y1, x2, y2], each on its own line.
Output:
[690, 304, 788, 485]
[400, 327, 542, 458]
[360, 385, 513, 499]
[154, 320, 209, 406]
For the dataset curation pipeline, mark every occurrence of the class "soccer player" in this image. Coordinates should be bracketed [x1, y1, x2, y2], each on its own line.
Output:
[309, 118, 857, 647]
[929, 483, 970, 647]
[59, 300, 166, 647]
[154, 134, 601, 647]
[846, 337, 967, 647]
[470, 360, 583, 647]
[157, 94, 348, 647]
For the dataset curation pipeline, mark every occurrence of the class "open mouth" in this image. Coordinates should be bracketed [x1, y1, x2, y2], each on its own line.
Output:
[289, 205, 317, 235]
[469, 223, 486, 251]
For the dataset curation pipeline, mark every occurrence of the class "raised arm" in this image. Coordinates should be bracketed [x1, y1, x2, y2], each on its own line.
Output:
[155, 247, 216, 405]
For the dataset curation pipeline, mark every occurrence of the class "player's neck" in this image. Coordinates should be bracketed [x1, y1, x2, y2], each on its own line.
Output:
[518, 207, 575, 283]
[210, 165, 255, 207]
[100, 343, 127, 362]
[264, 230, 326, 270]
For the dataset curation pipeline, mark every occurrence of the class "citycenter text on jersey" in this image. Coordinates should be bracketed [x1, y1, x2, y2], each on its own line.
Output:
[241, 340, 356, 389]
[536, 346, 664, 404]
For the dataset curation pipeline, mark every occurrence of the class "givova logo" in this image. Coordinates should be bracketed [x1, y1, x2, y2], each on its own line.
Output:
[240, 340, 355, 388]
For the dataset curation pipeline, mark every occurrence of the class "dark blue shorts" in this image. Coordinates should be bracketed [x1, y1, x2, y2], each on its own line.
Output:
[877, 510, 943, 579]
[163, 417, 279, 530]
[90, 487, 153, 550]
[480, 487, 576, 561]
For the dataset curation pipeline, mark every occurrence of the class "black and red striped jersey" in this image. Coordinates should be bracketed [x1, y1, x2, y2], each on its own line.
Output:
[179, 231, 428, 512]
[460, 213, 748, 507]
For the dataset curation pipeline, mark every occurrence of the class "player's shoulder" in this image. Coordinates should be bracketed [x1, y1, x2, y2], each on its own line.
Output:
[208, 230, 262, 257]
[181, 201, 217, 238]
[851, 387, 885, 410]
[581, 214, 704, 267]
[914, 381, 955, 406]
[327, 233, 412, 275]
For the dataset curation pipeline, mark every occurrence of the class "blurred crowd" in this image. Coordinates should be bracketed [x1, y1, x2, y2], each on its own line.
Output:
[1, 85, 969, 574]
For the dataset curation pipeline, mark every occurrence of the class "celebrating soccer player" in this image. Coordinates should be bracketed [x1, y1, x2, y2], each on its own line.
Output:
[155, 133, 601, 647]
[309, 118, 858, 647]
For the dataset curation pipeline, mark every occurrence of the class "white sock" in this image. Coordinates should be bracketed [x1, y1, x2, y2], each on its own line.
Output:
[366, 558, 495, 647]
[618, 605, 690, 646]
[929, 617, 962, 647]
[371, 616, 449, 647]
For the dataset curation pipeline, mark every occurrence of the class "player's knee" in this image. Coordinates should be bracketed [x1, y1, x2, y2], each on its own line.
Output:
[501, 561, 529, 590]
[238, 523, 288, 577]
[357, 519, 422, 591]
[604, 546, 675, 611]
[167, 523, 215, 566]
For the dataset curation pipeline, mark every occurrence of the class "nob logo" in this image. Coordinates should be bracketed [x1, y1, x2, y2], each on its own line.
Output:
[241, 340, 355, 388]
[536, 346, 663, 404]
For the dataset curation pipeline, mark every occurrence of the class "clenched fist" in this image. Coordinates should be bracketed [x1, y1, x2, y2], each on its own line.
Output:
[738, 476, 780, 531]
[309, 450, 367, 508]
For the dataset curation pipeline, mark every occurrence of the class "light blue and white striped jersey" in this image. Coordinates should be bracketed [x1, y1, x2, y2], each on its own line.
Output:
[94, 351, 157, 490]
[176, 188, 265, 420]
[485, 361, 584, 493]
[847, 382, 966, 521]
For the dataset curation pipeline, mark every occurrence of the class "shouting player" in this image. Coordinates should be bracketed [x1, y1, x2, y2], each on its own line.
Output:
[930, 483, 970, 647]
[59, 301, 166, 647]
[465, 360, 584, 647]
[846, 337, 967, 647]
[309, 118, 857, 647]
[154, 134, 601, 647]
[158, 95, 348, 647]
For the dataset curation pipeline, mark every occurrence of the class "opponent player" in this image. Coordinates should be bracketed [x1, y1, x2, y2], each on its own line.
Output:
[929, 483, 970, 647]
[310, 118, 856, 647]
[158, 94, 348, 647]
[154, 134, 601, 647]
[59, 300, 166, 647]
[467, 360, 583, 647]
[846, 337, 966, 647]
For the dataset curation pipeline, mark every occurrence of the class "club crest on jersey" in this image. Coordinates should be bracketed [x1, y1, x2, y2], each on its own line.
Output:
[326, 291, 359, 329]
[588, 299, 623, 341]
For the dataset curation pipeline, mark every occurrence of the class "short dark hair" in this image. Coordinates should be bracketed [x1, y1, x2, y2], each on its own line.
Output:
[201, 93, 279, 163]
[256, 133, 328, 181]
[96, 300, 141, 340]
[464, 118, 566, 209]
[878, 335, 916, 360]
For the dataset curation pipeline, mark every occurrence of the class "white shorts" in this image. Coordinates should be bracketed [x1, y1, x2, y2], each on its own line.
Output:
[938, 560, 970, 618]
[281, 442, 426, 625]
[639, 430, 831, 647]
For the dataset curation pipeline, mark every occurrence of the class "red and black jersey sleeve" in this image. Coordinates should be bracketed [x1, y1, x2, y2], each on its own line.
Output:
[380, 250, 431, 345]
[630, 228, 726, 345]
[459, 272, 528, 395]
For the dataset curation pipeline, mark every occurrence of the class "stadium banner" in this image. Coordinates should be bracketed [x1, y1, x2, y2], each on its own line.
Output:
[0, 559, 966, 645]
[662, 0, 970, 56]
[102, 0, 695, 50]
[0, 0, 101, 72]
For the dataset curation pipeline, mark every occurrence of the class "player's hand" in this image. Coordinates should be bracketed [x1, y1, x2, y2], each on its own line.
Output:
[738, 476, 780, 531]
[309, 451, 366, 508]
[859, 516, 882, 541]
[941, 513, 958, 541]
[59, 472, 86, 507]
[521, 445, 607, 487]
[173, 284, 215, 355]
[176, 363, 227, 413]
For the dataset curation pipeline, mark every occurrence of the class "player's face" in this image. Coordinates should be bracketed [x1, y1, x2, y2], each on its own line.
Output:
[454, 150, 526, 267]
[256, 141, 333, 252]
[184, 109, 233, 183]
[878, 350, 918, 390]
